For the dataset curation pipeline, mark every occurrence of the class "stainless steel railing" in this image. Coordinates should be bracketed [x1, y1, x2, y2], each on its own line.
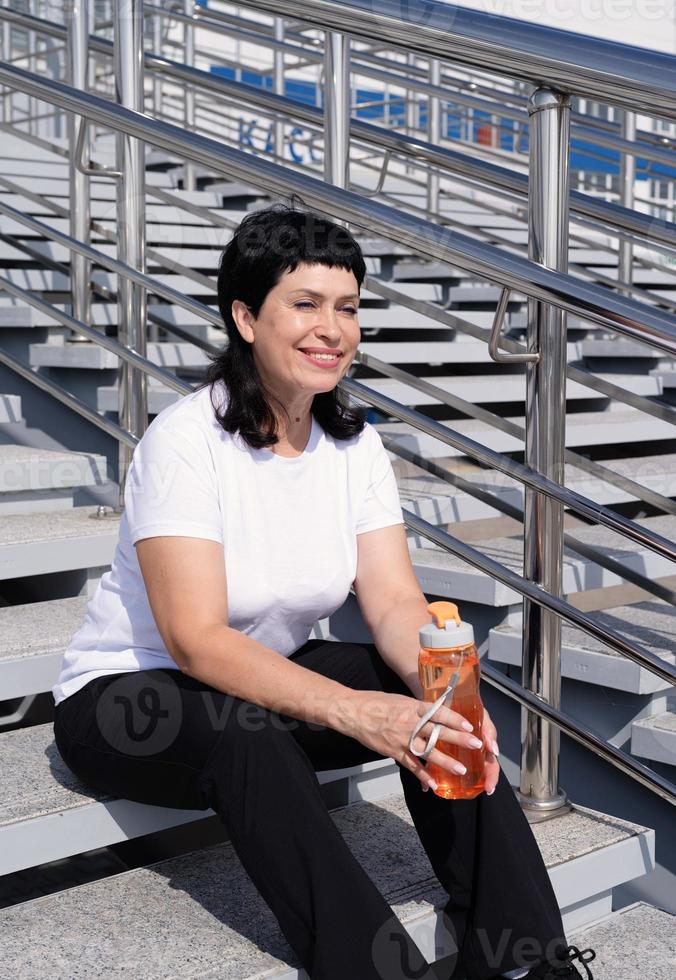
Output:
[0, 1, 673, 820]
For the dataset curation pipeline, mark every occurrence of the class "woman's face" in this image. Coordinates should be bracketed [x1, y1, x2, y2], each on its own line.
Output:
[232, 262, 361, 410]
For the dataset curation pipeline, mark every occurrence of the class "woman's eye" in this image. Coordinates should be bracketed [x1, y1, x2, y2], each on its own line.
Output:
[343, 307, 358, 315]
[295, 301, 314, 310]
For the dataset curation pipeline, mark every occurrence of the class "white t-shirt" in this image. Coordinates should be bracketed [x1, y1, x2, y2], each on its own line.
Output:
[52, 380, 405, 706]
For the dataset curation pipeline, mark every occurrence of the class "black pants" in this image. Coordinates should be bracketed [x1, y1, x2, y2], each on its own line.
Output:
[53, 639, 568, 980]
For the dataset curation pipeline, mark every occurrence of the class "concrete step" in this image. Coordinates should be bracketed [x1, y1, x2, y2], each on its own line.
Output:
[359, 338, 584, 363]
[0, 506, 119, 581]
[0, 297, 33, 328]
[0, 445, 108, 515]
[488, 600, 675, 695]
[0, 393, 22, 424]
[0, 215, 231, 247]
[0, 181, 225, 206]
[0, 194, 248, 227]
[581, 339, 667, 361]
[97, 379, 184, 413]
[364, 372, 662, 405]
[564, 901, 676, 980]
[0, 760, 655, 973]
[0, 596, 90, 700]
[586, 265, 676, 287]
[447, 285, 526, 305]
[395, 452, 676, 521]
[655, 369, 676, 390]
[0, 720, 397, 876]
[408, 515, 676, 607]
[631, 710, 676, 766]
[29, 340, 210, 371]
[375, 408, 675, 459]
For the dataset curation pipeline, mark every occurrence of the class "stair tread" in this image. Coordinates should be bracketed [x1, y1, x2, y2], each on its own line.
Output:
[0, 505, 120, 546]
[406, 515, 675, 605]
[365, 373, 662, 400]
[633, 710, 676, 733]
[0, 596, 89, 662]
[492, 600, 675, 663]
[566, 901, 676, 980]
[0, 744, 654, 979]
[410, 513, 674, 564]
[0, 444, 108, 492]
[29, 340, 210, 370]
[397, 451, 676, 502]
[375, 408, 676, 455]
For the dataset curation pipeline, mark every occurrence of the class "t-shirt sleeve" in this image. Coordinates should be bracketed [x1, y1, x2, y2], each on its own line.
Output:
[124, 418, 223, 546]
[356, 426, 405, 535]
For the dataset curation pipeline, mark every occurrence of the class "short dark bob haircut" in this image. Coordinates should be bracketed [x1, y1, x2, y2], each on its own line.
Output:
[195, 204, 368, 450]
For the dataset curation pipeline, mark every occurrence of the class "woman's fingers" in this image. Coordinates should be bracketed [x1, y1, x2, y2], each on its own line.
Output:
[484, 751, 500, 796]
[481, 707, 500, 757]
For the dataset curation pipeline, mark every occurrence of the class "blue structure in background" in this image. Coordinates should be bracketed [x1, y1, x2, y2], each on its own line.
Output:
[210, 65, 675, 180]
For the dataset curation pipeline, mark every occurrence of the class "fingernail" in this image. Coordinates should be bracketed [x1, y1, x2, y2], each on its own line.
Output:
[461, 720, 473, 731]
[429, 779, 438, 791]
[422, 784, 429, 792]
[492, 741, 500, 756]
[487, 787, 495, 796]
[454, 763, 467, 774]
[469, 736, 483, 748]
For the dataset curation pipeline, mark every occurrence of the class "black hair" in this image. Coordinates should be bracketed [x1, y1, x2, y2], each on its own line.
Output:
[195, 203, 368, 449]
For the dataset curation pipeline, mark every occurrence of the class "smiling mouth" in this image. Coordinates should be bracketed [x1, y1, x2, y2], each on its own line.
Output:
[298, 350, 343, 361]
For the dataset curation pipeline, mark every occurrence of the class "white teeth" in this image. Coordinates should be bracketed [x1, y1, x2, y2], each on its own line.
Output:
[302, 351, 338, 360]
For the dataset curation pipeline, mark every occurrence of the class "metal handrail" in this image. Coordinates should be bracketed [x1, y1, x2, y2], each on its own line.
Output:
[142, 53, 676, 251]
[237, 0, 676, 118]
[342, 379, 676, 563]
[6, 2, 676, 171]
[1, 60, 674, 355]
[2, 156, 673, 525]
[359, 347, 676, 526]
[0, 61, 674, 555]
[2, 9, 674, 253]
[380, 433, 676, 606]
[478, 658, 675, 806]
[153, 0, 676, 174]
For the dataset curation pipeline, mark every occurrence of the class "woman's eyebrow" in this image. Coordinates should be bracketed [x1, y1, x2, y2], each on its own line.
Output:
[287, 288, 359, 302]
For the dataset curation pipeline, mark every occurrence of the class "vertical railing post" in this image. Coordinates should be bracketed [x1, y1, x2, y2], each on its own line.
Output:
[619, 110, 636, 295]
[273, 16, 284, 162]
[152, 9, 162, 117]
[518, 87, 572, 822]
[427, 58, 440, 216]
[1, 13, 9, 125]
[324, 31, 350, 189]
[66, 0, 91, 342]
[405, 53, 416, 172]
[115, 0, 147, 507]
[183, 0, 195, 191]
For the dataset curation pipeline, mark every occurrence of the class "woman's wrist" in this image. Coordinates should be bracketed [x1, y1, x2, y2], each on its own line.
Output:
[323, 688, 370, 738]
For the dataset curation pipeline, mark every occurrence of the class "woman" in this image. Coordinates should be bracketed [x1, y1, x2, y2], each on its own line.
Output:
[52, 206, 595, 980]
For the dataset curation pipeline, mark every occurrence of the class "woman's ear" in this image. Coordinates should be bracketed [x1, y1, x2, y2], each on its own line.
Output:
[231, 299, 255, 344]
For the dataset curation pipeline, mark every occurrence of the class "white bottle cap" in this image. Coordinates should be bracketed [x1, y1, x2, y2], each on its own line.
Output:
[419, 601, 475, 649]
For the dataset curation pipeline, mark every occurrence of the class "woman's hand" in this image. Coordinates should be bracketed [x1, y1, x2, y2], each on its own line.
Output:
[481, 706, 500, 796]
[334, 690, 489, 792]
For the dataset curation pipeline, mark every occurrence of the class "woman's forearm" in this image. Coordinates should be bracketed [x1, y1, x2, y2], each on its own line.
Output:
[370, 596, 431, 701]
[181, 625, 363, 735]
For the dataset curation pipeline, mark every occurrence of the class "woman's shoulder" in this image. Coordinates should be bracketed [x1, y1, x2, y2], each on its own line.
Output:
[331, 418, 383, 455]
[136, 381, 228, 453]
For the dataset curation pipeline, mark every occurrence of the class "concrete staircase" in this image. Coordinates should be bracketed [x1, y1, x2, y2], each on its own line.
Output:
[0, 129, 674, 974]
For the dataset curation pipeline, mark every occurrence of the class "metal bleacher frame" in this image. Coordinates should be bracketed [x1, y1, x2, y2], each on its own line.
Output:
[0, 0, 674, 838]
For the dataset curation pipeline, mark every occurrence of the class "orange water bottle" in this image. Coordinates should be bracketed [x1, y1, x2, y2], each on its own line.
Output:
[414, 600, 486, 800]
